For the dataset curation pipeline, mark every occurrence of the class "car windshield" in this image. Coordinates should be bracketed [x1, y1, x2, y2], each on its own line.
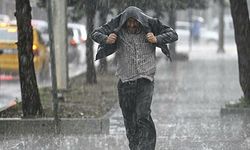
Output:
[0, 28, 17, 42]
[34, 26, 48, 33]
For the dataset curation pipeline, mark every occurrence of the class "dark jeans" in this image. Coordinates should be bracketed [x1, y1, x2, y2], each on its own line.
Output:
[118, 78, 156, 150]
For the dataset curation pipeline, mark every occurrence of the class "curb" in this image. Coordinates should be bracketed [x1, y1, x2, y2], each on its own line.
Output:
[220, 107, 250, 116]
[0, 103, 120, 136]
[0, 117, 109, 136]
[102, 102, 119, 119]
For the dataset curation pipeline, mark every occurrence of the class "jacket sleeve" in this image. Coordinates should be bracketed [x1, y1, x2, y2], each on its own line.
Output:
[151, 19, 178, 45]
[91, 15, 120, 44]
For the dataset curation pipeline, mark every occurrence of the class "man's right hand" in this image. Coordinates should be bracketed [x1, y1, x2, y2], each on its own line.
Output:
[106, 33, 117, 44]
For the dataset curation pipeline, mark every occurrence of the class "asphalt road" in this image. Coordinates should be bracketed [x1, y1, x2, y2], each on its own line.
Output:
[0, 44, 87, 112]
[2, 43, 249, 150]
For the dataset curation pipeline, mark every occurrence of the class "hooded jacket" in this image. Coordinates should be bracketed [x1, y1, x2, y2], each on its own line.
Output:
[91, 6, 178, 60]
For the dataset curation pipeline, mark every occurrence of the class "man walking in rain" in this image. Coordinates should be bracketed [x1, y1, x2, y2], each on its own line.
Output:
[91, 6, 178, 150]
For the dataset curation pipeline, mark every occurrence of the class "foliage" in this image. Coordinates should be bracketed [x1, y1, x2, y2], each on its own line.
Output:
[68, 0, 86, 22]
[66, 0, 208, 21]
[37, 0, 208, 20]
[109, 0, 208, 11]
[225, 97, 250, 108]
[37, 0, 79, 8]
[36, 0, 46, 7]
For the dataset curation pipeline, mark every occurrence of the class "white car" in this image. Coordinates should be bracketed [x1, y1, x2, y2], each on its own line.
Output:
[0, 14, 10, 23]
[68, 23, 87, 44]
[175, 21, 191, 45]
[210, 15, 235, 43]
[176, 21, 218, 45]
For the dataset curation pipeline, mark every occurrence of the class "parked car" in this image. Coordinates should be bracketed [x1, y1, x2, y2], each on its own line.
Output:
[0, 14, 10, 23]
[67, 23, 87, 64]
[10, 20, 86, 64]
[31, 20, 49, 45]
[67, 27, 81, 64]
[68, 23, 87, 44]
[0, 24, 50, 80]
[10, 19, 49, 45]
[176, 21, 218, 45]
[210, 15, 235, 43]
[175, 21, 191, 45]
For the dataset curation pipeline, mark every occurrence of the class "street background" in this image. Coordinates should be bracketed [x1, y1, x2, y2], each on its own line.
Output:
[1, 0, 250, 149]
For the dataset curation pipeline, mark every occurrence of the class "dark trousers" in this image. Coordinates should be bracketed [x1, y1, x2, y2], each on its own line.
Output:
[118, 78, 156, 150]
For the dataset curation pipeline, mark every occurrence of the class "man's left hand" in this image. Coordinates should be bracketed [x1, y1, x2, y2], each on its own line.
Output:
[147, 32, 157, 44]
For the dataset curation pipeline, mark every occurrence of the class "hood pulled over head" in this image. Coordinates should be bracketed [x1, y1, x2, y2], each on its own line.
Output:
[118, 6, 149, 30]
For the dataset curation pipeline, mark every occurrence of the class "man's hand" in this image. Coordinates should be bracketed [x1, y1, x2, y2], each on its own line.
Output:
[146, 32, 157, 44]
[106, 33, 117, 44]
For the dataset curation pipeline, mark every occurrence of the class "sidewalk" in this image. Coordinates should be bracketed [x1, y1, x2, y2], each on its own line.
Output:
[1, 47, 250, 150]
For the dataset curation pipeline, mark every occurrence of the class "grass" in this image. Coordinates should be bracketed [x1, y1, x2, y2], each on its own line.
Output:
[225, 97, 250, 108]
[0, 72, 118, 118]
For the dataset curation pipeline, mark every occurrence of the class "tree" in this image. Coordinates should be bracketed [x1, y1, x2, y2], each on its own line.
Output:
[15, 0, 43, 117]
[229, 0, 250, 101]
[164, 0, 208, 55]
[37, 0, 78, 8]
[85, 0, 97, 84]
[98, 6, 109, 74]
[67, 0, 98, 84]
[168, 1, 177, 57]
[217, 0, 225, 53]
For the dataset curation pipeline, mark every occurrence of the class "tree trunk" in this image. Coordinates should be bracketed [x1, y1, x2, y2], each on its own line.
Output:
[15, 0, 43, 117]
[230, 0, 250, 101]
[85, 0, 97, 84]
[168, 2, 177, 56]
[218, 0, 225, 53]
[98, 7, 108, 74]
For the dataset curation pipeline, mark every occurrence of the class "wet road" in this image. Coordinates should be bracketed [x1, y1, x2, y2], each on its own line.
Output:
[1, 45, 250, 150]
[0, 45, 87, 111]
[0, 63, 86, 111]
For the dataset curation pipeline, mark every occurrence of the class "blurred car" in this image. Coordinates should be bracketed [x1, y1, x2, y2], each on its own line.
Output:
[10, 20, 86, 64]
[67, 23, 87, 64]
[176, 21, 218, 45]
[31, 20, 49, 45]
[68, 23, 87, 44]
[210, 15, 235, 43]
[0, 24, 49, 80]
[175, 21, 190, 45]
[0, 14, 10, 23]
[200, 28, 218, 44]
[67, 26, 81, 64]
[10, 19, 49, 45]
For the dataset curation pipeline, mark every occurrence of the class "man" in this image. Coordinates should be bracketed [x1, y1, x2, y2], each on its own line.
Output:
[91, 6, 178, 150]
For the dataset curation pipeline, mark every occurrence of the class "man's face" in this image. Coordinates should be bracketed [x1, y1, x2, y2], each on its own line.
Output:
[126, 17, 140, 33]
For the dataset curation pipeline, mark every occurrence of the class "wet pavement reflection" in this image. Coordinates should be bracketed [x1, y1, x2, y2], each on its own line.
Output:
[1, 47, 250, 150]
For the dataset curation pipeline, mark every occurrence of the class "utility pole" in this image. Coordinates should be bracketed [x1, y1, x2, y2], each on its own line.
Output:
[52, 0, 68, 90]
[47, 0, 58, 133]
